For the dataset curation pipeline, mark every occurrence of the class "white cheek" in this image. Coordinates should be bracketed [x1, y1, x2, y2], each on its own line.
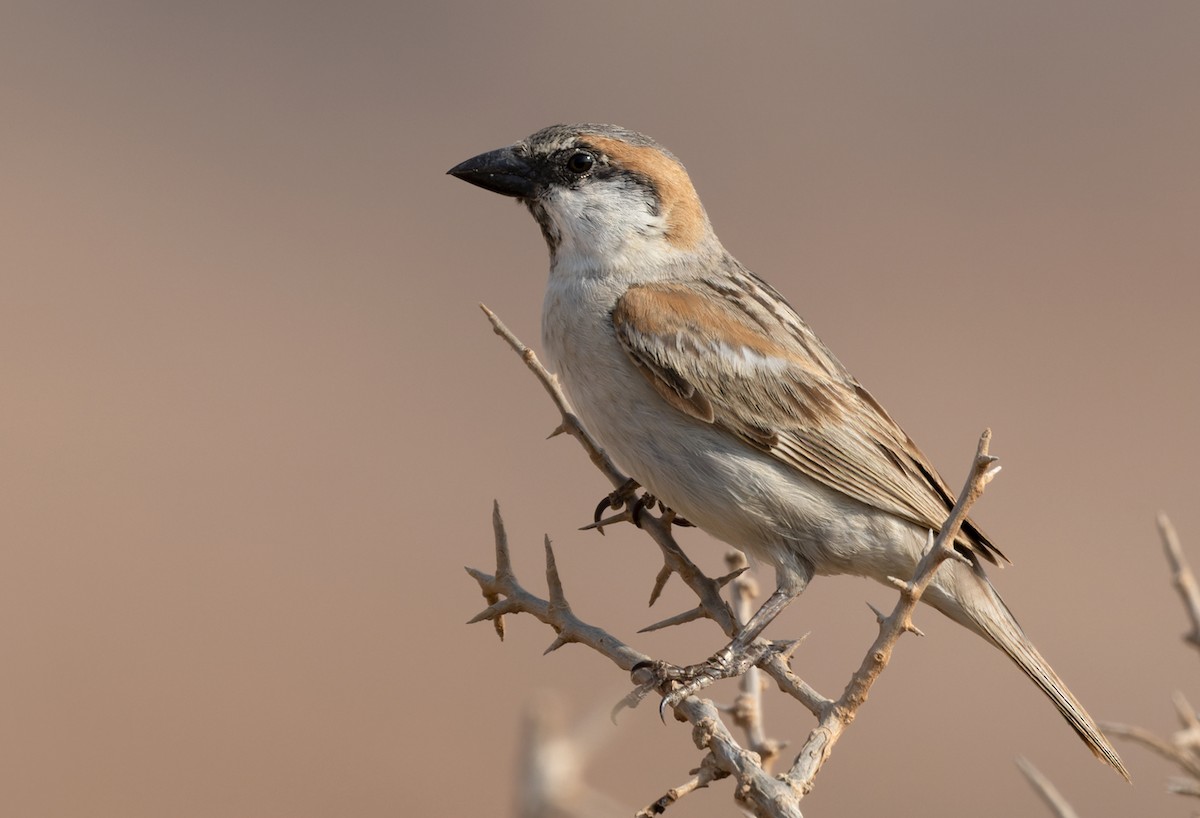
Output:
[543, 184, 667, 266]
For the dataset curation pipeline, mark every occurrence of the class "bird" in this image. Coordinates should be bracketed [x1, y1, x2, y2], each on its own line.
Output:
[448, 123, 1128, 780]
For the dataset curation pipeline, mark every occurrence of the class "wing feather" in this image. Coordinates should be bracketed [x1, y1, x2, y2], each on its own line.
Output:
[611, 280, 1006, 565]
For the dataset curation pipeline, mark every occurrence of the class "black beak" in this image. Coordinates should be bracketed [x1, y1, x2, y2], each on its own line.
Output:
[447, 146, 537, 198]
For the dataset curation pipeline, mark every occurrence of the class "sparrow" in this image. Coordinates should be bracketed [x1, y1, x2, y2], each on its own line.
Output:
[448, 123, 1128, 779]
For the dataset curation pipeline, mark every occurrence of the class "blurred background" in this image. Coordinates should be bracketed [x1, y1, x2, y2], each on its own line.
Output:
[2, 1, 1198, 815]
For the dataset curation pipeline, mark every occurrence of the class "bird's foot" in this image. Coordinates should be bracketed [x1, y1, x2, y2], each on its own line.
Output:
[589, 479, 692, 532]
[591, 478, 641, 529]
[632, 640, 776, 716]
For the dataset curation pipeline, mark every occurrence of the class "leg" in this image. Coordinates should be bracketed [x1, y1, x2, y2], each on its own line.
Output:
[731, 563, 811, 648]
[652, 562, 813, 711]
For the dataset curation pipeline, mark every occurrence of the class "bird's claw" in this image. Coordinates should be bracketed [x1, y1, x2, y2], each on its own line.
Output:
[630, 642, 776, 718]
[592, 479, 641, 530]
[590, 479, 693, 531]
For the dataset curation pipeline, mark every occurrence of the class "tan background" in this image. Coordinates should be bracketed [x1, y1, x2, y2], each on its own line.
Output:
[3, 1, 1198, 815]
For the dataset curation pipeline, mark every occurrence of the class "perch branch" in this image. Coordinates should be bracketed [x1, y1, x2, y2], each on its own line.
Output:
[466, 501, 805, 817]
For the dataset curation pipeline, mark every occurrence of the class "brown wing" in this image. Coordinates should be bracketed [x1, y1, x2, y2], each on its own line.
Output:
[611, 279, 1006, 565]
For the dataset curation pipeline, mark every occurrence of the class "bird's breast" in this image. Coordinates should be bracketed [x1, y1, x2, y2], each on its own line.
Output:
[539, 273, 797, 555]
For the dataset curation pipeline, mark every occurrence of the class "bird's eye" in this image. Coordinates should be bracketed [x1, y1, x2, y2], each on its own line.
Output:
[565, 152, 594, 174]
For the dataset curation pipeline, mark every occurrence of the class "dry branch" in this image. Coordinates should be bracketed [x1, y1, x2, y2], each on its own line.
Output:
[1016, 757, 1080, 818]
[1101, 515, 1200, 803]
[466, 504, 645, 669]
[1159, 512, 1200, 652]
[1100, 721, 1200, 780]
[466, 503, 805, 817]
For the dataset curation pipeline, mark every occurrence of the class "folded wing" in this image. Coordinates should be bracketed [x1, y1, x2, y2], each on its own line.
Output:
[611, 279, 1005, 565]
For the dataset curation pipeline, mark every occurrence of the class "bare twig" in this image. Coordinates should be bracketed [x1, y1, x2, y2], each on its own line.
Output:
[482, 305, 627, 489]
[467, 503, 647, 670]
[1100, 721, 1200, 780]
[466, 502, 806, 817]
[1159, 513, 1200, 652]
[1171, 690, 1200, 752]
[1168, 776, 1200, 798]
[1100, 517, 1200, 803]
[783, 430, 999, 794]
[635, 754, 724, 818]
[1016, 757, 1080, 818]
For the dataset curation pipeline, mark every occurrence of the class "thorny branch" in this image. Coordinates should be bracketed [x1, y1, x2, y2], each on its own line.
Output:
[981, 516, 1200, 818]
[1016, 517, 1200, 816]
[636, 553, 788, 818]
[1099, 721, 1200, 780]
[469, 305, 1000, 817]
[1159, 513, 1200, 652]
[469, 505, 803, 817]
[1096, 515, 1200, 804]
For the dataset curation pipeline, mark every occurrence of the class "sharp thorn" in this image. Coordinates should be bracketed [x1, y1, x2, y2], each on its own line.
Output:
[715, 566, 749, 587]
[947, 547, 973, 566]
[492, 501, 514, 578]
[464, 565, 495, 585]
[467, 599, 516, 625]
[580, 511, 630, 531]
[544, 536, 568, 608]
[638, 606, 706, 633]
[648, 564, 673, 607]
[776, 637, 804, 662]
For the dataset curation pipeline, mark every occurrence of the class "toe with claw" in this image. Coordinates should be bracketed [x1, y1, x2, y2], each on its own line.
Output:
[588, 479, 642, 533]
[593, 478, 640, 523]
[630, 641, 777, 718]
[588, 479, 694, 533]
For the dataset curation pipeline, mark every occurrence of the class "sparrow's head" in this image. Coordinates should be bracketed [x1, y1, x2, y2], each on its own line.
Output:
[448, 124, 717, 270]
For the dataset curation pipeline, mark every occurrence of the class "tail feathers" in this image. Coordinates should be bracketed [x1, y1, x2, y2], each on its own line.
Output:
[968, 583, 1130, 782]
